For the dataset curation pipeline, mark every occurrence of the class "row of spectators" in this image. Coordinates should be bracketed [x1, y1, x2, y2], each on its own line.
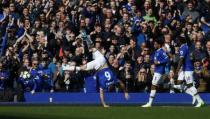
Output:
[0, 0, 210, 96]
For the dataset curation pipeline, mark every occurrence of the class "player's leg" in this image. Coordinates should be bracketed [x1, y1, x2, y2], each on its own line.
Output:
[173, 71, 196, 104]
[63, 59, 98, 71]
[142, 73, 161, 107]
[184, 71, 204, 107]
[173, 71, 185, 91]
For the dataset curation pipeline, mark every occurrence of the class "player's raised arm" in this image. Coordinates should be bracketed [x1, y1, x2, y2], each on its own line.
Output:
[99, 88, 109, 108]
[175, 36, 186, 74]
[176, 46, 185, 74]
[176, 58, 184, 74]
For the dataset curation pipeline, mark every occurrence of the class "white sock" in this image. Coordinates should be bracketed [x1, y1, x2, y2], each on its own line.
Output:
[185, 87, 196, 104]
[148, 90, 156, 105]
[190, 86, 203, 103]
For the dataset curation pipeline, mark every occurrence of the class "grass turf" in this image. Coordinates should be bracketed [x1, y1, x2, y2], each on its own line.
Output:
[0, 106, 209, 119]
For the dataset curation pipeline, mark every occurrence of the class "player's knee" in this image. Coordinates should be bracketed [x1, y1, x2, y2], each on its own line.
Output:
[152, 81, 158, 87]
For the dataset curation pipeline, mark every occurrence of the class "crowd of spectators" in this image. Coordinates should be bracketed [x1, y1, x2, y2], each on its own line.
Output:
[0, 0, 210, 97]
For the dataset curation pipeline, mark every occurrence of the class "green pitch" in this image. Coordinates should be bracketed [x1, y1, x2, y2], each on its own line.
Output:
[0, 106, 209, 119]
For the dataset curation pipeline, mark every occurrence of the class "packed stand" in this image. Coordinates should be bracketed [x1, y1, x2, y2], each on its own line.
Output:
[0, 0, 209, 97]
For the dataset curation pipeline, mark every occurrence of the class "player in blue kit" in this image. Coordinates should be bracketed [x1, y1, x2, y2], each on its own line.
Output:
[173, 36, 204, 107]
[18, 58, 40, 94]
[95, 68, 118, 92]
[38, 59, 54, 92]
[64, 47, 129, 107]
[18, 70, 38, 93]
[142, 39, 169, 107]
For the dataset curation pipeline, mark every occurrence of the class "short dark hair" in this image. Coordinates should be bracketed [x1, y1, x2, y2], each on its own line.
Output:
[178, 36, 187, 44]
[156, 39, 165, 46]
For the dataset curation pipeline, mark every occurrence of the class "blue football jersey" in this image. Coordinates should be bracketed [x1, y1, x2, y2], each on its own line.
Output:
[96, 68, 118, 91]
[30, 68, 42, 91]
[37, 67, 53, 90]
[154, 48, 169, 74]
[18, 69, 41, 92]
[179, 44, 194, 71]
[18, 76, 37, 92]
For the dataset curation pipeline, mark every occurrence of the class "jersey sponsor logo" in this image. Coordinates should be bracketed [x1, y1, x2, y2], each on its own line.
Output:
[106, 81, 115, 86]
